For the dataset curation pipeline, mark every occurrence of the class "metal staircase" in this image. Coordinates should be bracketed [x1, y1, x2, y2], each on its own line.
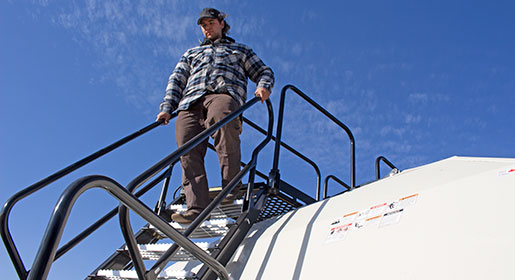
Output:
[95, 199, 241, 279]
[1, 85, 377, 280]
[89, 178, 313, 280]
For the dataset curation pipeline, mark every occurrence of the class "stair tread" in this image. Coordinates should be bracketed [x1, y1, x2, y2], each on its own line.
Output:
[134, 242, 216, 261]
[97, 261, 202, 280]
[149, 218, 236, 239]
[97, 268, 193, 279]
[169, 200, 243, 219]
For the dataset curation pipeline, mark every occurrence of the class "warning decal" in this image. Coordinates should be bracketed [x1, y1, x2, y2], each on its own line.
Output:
[325, 193, 419, 244]
[498, 167, 515, 176]
[365, 215, 382, 227]
[325, 222, 352, 243]
[380, 209, 404, 227]
[399, 193, 419, 208]
[369, 203, 387, 217]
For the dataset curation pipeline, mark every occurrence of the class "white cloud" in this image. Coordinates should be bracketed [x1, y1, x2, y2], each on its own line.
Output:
[380, 126, 405, 138]
[38, 0, 202, 113]
[405, 114, 422, 124]
[408, 92, 428, 104]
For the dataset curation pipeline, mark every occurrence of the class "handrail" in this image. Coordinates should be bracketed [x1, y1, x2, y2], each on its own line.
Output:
[271, 85, 356, 200]
[152, 115, 317, 217]
[26, 175, 230, 280]
[323, 175, 350, 199]
[117, 97, 273, 279]
[55, 166, 172, 261]
[242, 117, 322, 201]
[0, 117, 175, 279]
[375, 156, 400, 180]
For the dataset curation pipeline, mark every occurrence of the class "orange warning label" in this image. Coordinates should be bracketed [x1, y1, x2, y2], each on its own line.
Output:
[366, 215, 382, 221]
[344, 211, 358, 217]
[400, 194, 418, 201]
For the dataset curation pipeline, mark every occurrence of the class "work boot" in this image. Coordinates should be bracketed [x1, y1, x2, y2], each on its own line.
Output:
[221, 187, 246, 205]
[171, 209, 201, 224]
[158, 208, 176, 223]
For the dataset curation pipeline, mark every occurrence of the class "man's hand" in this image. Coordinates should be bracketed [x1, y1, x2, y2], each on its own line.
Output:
[156, 112, 172, 125]
[254, 87, 271, 103]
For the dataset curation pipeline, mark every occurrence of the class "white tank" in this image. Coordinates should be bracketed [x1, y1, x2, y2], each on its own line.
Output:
[226, 156, 515, 279]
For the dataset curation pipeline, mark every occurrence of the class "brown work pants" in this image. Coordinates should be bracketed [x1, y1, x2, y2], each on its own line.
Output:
[175, 94, 241, 212]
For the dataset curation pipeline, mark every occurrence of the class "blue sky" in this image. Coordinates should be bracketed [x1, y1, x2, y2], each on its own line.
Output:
[1, 0, 514, 278]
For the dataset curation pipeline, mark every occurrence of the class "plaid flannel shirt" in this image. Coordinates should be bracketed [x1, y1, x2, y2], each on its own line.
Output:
[160, 37, 274, 114]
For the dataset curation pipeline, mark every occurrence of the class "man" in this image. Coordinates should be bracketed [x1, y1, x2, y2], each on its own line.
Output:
[156, 8, 274, 223]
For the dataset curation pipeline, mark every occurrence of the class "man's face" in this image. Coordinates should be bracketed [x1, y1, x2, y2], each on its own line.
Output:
[200, 18, 224, 40]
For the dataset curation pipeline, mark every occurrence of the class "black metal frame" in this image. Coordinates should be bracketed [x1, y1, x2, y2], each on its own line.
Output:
[117, 98, 274, 279]
[242, 117, 322, 200]
[24, 97, 272, 280]
[27, 175, 231, 280]
[323, 175, 350, 199]
[151, 116, 321, 224]
[2, 83, 362, 279]
[0, 118, 174, 279]
[375, 156, 400, 180]
[198, 188, 268, 280]
[270, 85, 356, 200]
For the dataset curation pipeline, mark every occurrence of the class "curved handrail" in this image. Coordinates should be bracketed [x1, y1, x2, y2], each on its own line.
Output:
[0, 117, 175, 279]
[242, 117, 322, 201]
[375, 156, 400, 180]
[26, 175, 230, 280]
[271, 84, 356, 200]
[323, 175, 350, 199]
[118, 97, 273, 279]
[55, 166, 172, 261]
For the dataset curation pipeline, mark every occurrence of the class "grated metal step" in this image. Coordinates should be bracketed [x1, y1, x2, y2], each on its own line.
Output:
[149, 218, 236, 239]
[97, 261, 203, 280]
[131, 242, 216, 261]
[168, 200, 243, 220]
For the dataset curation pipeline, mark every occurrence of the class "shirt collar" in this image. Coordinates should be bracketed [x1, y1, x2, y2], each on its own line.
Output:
[201, 36, 235, 46]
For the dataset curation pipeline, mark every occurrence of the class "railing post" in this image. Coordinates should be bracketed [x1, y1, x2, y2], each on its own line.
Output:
[323, 175, 350, 199]
[154, 164, 174, 215]
[272, 85, 356, 199]
[375, 156, 400, 180]
[269, 85, 288, 196]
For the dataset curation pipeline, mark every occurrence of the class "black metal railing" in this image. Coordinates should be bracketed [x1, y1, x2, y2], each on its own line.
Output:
[0, 118, 175, 279]
[3, 84, 358, 279]
[323, 175, 350, 199]
[243, 117, 322, 200]
[375, 156, 400, 180]
[27, 175, 231, 280]
[119, 98, 273, 279]
[153, 116, 321, 223]
[25, 97, 272, 280]
[154, 163, 176, 215]
[270, 85, 356, 200]
[55, 166, 173, 260]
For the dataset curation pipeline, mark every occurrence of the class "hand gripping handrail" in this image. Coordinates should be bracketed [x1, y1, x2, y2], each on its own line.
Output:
[271, 85, 356, 200]
[118, 97, 273, 279]
[375, 156, 400, 180]
[323, 175, 350, 199]
[0, 118, 175, 279]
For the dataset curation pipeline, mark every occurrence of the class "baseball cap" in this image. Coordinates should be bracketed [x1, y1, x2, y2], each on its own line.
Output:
[197, 8, 222, 24]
